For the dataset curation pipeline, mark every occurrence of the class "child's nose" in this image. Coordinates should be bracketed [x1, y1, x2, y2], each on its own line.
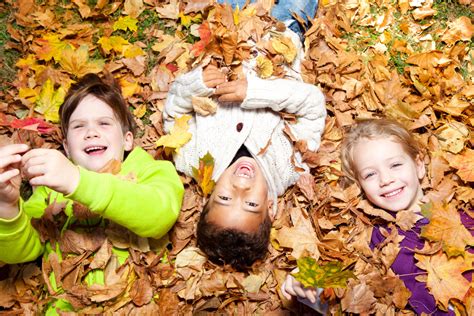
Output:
[84, 127, 100, 139]
[379, 170, 394, 187]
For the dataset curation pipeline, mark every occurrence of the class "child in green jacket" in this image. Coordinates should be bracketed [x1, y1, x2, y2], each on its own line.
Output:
[0, 73, 184, 312]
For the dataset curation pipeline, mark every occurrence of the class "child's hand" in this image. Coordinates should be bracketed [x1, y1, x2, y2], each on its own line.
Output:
[0, 144, 29, 216]
[281, 274, 318, 304]
[214, 78, 248, 102]
[202, 65, 227, 88]
[22, 149, 80, 195]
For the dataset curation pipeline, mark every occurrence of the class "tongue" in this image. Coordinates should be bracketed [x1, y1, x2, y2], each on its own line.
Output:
[238, 166, 251, 176]
[87, 148, 106, 155]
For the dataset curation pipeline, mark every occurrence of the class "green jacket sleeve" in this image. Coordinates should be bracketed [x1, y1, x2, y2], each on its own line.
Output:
[0, 194, 46, 264]
[68, 148, 184, 239]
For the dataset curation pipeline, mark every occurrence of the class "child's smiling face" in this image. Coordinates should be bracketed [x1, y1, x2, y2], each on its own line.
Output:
[353, 137, 425, 212]
[63, 94, 134, 171]
[206, 156, 272, 232]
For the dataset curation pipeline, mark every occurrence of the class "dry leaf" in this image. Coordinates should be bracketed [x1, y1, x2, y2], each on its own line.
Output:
[191, 96, 217, 116]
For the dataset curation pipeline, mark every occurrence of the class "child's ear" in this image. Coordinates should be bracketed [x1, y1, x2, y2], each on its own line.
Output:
[268, 199, 276, 221]
[63, 141, 70, 157]
[124, 131, 134, 151]
[415, 155, 426, 180]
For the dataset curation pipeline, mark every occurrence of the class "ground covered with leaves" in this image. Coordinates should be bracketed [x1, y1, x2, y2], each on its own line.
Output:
[0, 0, 473, 314]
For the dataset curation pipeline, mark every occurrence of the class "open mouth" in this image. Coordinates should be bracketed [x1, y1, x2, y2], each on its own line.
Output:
[381, 187, 404, 198]
[84, 146, 107, 155]
[234, 161, 255, 178]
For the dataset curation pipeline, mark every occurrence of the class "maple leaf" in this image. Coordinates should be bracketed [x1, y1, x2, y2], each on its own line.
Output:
[155, 115, 192, 153]
[192, 152, 216, 197]
[113, 16, 138, 32]
[59, 45, 105, 78]
[415, 252, 471, 309]
[191, 22, 212, 57]
[445, 149, 474, 182]
[255, 55, 273, 78]
[179, 12, 202, 28]
[34, 79, 66, 123]
[119, 77, 141, 98]
[18, 87, 39, 106]
[191, 96, 217, 116]
[421, 202, 474, 257]
[292, 257, 355, 289]
[122, 44, 145, 58]
[98, 36, 130, 54]
[34, 34, 71, 62]
[271, 34, 297, 64]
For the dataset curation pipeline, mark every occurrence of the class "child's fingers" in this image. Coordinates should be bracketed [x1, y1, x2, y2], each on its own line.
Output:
[0, 169, 20, 185]
[0, 144, 29, 157]
[305, 288, 317, 304]
[205, 77, 226, 88]
[0, 154, 22, 170]
[214, 81, 237, 95]
[28, 175, 48, 187]
[280, 282, 293, 300]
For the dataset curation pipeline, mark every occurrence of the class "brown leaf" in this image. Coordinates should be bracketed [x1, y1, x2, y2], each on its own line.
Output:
[395, 210, 423, 231]
[89, 239, 112, 270]
[130, 278, 153, 306]
[341, 281, 376, 313]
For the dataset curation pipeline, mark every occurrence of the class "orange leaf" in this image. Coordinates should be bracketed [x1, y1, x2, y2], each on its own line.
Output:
[59, 45, 104, 78]
[191, 22, 212, 57]
[421, 202, 474, 257]
[445, 148, 474, 182]
[192, 152, 216, 197]
[415, 252, 471, 308]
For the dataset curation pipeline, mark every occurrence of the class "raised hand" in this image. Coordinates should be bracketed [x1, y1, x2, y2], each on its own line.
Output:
[22, 149, 80, 196]
[202, 65, 227, 89]
[281, 273, 318, 304]
[214, 78, 248, 102]
[0, 144, 29, 218]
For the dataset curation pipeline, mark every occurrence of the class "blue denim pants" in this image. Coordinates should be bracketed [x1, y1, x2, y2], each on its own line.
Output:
[217, 0, 318, 38]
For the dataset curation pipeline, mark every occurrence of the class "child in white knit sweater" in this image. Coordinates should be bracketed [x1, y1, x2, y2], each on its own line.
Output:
[163, 8, 326, 271]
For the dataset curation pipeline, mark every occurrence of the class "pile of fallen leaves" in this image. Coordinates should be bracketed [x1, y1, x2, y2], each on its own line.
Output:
[0, 0, 472, 314]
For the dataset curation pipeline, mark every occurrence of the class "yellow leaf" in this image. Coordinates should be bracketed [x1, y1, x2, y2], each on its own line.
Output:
[123, 44, 145, 58]
[18, 87, 39, 106]
[415, 252, 471, 309]
[271, 34, 297, 64]
[35, 34, 71, 62]
[232, 4, 240, 25]
[155, 115, 192, 152]
[178, 12, 202, 28]
[59, 45, 104, 77]
[119, 77, 141, 98]
[192, 152, 216, 197]
[133, 104, 147, 118]
[113, 16, 138, 32]
[35, 79, 66, 123]
[255, 55, 273, 79]
[98, 36, 130, 54]
[16, 54, 36, 68]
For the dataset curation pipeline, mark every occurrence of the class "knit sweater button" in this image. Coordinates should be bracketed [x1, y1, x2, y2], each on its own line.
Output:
[236, 122, 243, 132]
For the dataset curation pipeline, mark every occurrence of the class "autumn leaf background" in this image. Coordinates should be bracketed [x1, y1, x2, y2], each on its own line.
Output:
[0, 0, 473, 314]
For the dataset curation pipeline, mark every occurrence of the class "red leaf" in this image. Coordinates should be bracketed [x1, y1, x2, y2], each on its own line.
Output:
[191, 22, 212, 57]
[10, 118, 55, 134]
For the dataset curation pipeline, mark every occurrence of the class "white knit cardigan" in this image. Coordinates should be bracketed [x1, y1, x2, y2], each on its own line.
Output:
[163, 30, 326, 215]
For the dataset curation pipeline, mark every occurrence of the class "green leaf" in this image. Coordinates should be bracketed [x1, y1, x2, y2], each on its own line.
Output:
[292, 257, 356, 289]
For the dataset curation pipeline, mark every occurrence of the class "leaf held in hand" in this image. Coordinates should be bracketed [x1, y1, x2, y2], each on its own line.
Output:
[292, 257, 356, 289]
[192, 152, 216, 197]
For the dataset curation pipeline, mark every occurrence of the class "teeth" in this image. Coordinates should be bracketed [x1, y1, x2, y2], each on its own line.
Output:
[85, 146, 106, 153]
[236, 172, 251, 178]
[384, 188, 402, 197]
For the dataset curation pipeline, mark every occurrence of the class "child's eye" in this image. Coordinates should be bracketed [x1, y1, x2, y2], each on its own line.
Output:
[391, 163, 403, 168]
[72, 124, 83, 129]
[364, 172, 375, 180]
[246, 202, 258, 207]
[100, 121, 111, 126]
[218, 195, 230, 201]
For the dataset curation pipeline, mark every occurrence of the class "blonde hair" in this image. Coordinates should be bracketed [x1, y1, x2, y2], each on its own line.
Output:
[341, 118, 422, 182]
